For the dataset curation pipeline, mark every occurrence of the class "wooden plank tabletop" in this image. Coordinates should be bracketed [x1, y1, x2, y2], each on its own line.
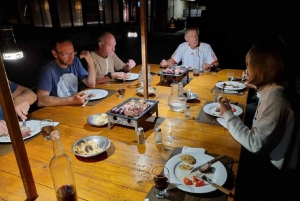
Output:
[0, 64, 248, 201]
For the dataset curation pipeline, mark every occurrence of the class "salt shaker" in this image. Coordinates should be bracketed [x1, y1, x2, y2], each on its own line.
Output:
[137, 127, 145, 144]
[185, 105, 190, 119]
[155, 127, 162, 144]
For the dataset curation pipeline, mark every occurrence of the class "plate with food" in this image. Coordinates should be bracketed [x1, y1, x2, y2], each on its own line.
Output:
[87, 113, 108, 127]
[83, 89, 108, 100]
[136, 86, 157, 95]
[117, 73, 139, 81]
[216, 82, 245, 91]
[0, 120, 59, 143]
[72, 136, 110, 157]
[165, 152, 227, 193]
[203, 102, 243, 118]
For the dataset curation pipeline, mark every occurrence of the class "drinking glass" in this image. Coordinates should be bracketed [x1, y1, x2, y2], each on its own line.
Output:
[117, 84, 125, 98]
[151, 166, 170, 199]
[213, 88, 223, 102]
[227, 72, 235, 81]
[40, 119, 55, 141]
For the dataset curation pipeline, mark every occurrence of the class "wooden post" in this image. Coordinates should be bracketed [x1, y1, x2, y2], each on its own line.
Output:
[140, 0, 149, 98]
[0, 56, 38, 200]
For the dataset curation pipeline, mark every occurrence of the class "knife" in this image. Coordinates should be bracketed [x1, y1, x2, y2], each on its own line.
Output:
[199, 155, 227, 173]
[81, 94, 93, 107]
[201, 175, 232, 195]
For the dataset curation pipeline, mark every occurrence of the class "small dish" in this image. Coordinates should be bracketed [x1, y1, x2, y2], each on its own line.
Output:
[188, 92, 199, 100]
[136, 86, 157, 95]
[72, 136, 110, 157]
[87, 113, 108, 127]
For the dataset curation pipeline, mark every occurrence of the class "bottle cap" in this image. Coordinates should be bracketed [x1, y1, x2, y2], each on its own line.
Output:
[186, 105, 190, 108]
[137, 127, 144, 132]
[155, 127, 161, 132]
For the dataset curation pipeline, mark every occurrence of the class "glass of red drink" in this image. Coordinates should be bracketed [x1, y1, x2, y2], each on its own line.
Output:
[117, 84, 125, 98]
[151, 166, 170, 199]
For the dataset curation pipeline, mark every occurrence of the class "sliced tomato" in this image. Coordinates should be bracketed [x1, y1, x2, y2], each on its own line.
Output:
[183, 177, 193, 185]
[195, 179, 205, 187]
[192, 176, 198, 183]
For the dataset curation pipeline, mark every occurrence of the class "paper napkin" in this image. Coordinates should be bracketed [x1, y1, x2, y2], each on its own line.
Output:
[182, 146, 205, 154]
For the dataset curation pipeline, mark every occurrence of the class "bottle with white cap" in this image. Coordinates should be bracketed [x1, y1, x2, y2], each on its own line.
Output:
[155, 127, 162, 144]
[137, 127, 145, 144]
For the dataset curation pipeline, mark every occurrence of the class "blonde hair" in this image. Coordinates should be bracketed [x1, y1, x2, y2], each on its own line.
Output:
[246, 45, 284, 89]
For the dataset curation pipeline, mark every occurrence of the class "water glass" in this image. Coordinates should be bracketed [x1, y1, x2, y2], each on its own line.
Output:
[40, 119, 55, 141]
[227, 72, 235, 81]
[213, 88, 223, 102]
[151, 166, 170, 199]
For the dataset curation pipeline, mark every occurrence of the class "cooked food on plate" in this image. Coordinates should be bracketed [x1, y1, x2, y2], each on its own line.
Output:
[93, 114, 108, 125]
[21, 127, 32, 138]
[179, 154, 196, 165]
[74, 140, 102, 155]
[110, 99, 150, 117]
[179, 164, 194, 170]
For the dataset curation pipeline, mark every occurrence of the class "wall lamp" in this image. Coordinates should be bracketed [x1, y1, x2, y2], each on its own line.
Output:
[0, 26, 23, 60]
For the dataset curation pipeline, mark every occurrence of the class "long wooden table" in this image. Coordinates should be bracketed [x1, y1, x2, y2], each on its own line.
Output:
[0, 64, 248, 201]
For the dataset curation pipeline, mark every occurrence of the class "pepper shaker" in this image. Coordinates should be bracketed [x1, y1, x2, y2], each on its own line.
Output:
[136, 127, 145, 144]
[155, 127, 162, 144]
[185, 105, 190, 119]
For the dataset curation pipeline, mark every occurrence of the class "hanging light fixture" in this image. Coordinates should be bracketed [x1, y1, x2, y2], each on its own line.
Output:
[0, 26, 23, 60]
[169, 0, 175, 29]
[128, 0, 138, 38]
[0, 26, 38, 200]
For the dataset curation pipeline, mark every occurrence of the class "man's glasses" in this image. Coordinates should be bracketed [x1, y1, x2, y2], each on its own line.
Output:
[55, 50, 77, 57]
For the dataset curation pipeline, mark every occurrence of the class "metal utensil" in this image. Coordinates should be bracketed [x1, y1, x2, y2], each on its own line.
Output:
[201, 175, 232, 195]
[21, 119, 26, 130]
[81, 93, 93, 107]
[199, 155, 227, 173]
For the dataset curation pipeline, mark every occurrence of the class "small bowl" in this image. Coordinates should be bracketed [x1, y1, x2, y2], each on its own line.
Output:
[136, 86, 157, 95]
[87, 113, 108, 127]
[72, 136, 110, 158]
[188, 92, 199, 100]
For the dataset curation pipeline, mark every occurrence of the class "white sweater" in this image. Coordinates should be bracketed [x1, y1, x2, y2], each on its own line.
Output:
[223, 83, 295, 169]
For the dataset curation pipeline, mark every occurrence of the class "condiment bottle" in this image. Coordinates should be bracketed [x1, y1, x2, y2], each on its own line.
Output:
[137, 127, 145, 144]
[49, 130, 78, 201]
[185, 105, 190, 119]
[155, 127, 162, 144]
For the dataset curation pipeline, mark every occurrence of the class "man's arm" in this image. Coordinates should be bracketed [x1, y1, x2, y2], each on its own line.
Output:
[80, 51, 96, 88]
[160, 58, 176, 68]
[37, 89, 88, 107]
[12, 85, 37, 119]
[122, 59, 136, 72]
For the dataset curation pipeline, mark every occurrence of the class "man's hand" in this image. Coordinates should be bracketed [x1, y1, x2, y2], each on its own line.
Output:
[203, 63, 211, 71]
[71, 92, 89, 105]
[112, 72, 127, 81]
[14, 96, 30, 119]
[0, 120, 8, 136]
[218, 97, 232, 116]
[160, 59, 169, 68]
[127, 59, 136, 69]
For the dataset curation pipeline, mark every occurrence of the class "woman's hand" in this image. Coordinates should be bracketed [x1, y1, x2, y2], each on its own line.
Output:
[218, 97, 232, 116]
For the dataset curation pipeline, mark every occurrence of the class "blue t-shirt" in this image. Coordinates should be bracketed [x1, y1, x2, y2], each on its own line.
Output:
[37, 57, 88, 97]
[0, 82, 18, 120]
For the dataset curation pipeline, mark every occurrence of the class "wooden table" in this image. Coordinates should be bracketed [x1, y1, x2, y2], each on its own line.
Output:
[0, 64, 248, 201]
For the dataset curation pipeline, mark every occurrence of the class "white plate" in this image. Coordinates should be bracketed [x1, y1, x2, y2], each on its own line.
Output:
[71, 136, 110, 157]
[117, 73, 139, 81]
[216, 81, 245, 91]
[0, 120, 60, 143]
[87, 113, 108, 127]
[165, 152, 227, 193]
[203, 102, 243, 118]
[83, 89, 108, 100]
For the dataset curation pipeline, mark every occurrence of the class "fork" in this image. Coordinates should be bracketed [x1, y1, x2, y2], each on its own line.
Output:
[21, 119, 26, 130]
[81, 93, 93, 107]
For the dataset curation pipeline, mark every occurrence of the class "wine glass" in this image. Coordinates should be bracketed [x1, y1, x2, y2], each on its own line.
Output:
[117, 84, 125, 98]
[40, 119, 55, 141]
[227, 72, 235, 81]
[151, 166, 170, 199]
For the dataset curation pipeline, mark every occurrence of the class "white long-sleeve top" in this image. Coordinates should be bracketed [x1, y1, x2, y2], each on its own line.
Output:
[223, 83, 295, 169]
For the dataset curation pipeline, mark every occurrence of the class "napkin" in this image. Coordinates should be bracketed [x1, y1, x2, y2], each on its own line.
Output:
[224, 90, 238, 94]
[217, 118, 227, 129]
[182, 146, 205, 154]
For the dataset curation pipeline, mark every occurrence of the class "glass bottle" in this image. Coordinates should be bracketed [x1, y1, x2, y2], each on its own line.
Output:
[136, 127, 145, 144]
[168, 82, 187, 112]
[193, 48, 201, 76]
[138, 65, 153, 87]
[49, 130, 78, 201]
[155, 127, 162, 144]
[185, 105, 190, 119]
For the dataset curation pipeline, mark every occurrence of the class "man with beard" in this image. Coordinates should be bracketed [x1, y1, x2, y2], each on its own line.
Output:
[160, 26, 219, 71]
[90, 32, 136, 83]
[37, 36, 96, 106]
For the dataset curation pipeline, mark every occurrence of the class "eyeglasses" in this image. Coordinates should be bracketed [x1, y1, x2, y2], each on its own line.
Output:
[55, 50, 77, 57]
